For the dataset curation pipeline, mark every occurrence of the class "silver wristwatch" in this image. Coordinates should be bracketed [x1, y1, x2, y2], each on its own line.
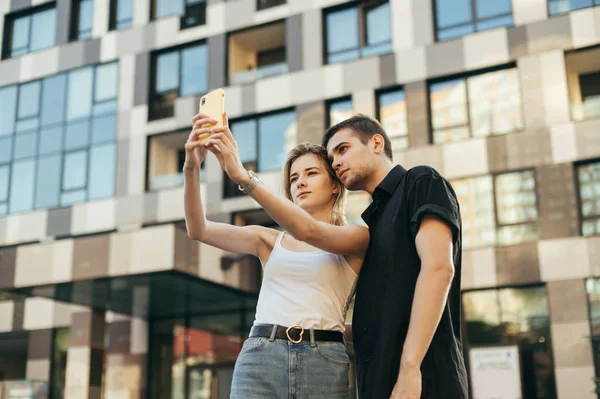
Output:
[238, 170, 260, 194]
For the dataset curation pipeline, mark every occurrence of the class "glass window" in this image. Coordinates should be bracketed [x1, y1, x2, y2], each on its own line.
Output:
[378, 89, 408, 151]
[258, 111, 296, 171]
[451, 170, 538, 248]
[9, 159, 36, 213]
[109, 0, 133, 30]
[549, 0, 600, 16]
[0, 165, 9, 202]
[67, 67, 94, 121]
[41, 74, 67, 127]
[154, 0, 184, 19]
[4, 6, 56, 59]
[435, 0, 513, 41]
[71, 0, 94, 41]
[328, 98, 354, 127]
[181, 0, 207, 29]
[578, 161, 600, 236]
[0, 62, 118, 214]
[578, 72, 600, 121]
[430, 68, 523, 144]
[35, 154, 62, 208]
[231, 119, 257, 164]
[150, 43, 208, 120]
[325, 1, 391, 64]
[0, 86, 18, 136]
[463, 286, 557, 399]
[257, 0, 286, 10]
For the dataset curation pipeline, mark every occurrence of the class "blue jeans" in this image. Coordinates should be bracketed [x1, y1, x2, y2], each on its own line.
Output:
[230, 328, 350, 398]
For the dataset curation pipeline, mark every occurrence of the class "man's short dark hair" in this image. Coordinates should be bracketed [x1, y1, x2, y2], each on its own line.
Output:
[322, 114, 393, 161]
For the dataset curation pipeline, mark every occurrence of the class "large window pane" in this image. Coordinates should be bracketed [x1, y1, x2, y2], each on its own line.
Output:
[430, 79, 469, 144]
[258, 111, 295, 171]
[0, 86, 18, 136]
[9, 159, 36, 213]
[578, 162, 600, 236]
[0, 166, 9, 202]
[365, 2, 391, 45]
[91, 114, 117, 144]
[155, 0, 184, 19]
[39, 126, 64, 155]
[468, 69, 523, 137]
[231, 119, 257, 164]
[378, 89, 408, 151]
[116, 0, 133, 28]
[67, 67, 94, 120]
[89, 144, 115, 199]
[475, 0, 512, 18]
[95, 62, 119, 103]
[0, 137, 12, 163]
[435, 0, 471, 28]
[76, 0, 94, 40]
[35, 154, 61, 208]
[30, 8, 57, 51]
[41, 74, 67, 127]
[452, 175, 495, 248]
[495, 170, 537, 225]
[18, 81, 41, 119]
[65, 120, 90, 150]
[327, 9, 359, 54]
[14, 132, 38, 160]
[156, 52, 180, 93]
[63, 150, 88, 190]
[181, 45, 208, 96]
[463, 290, 501, 344]
[11, 17, 31, 55]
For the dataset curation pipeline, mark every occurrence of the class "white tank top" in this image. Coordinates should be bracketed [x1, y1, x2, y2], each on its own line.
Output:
[253, 231, 358, 333]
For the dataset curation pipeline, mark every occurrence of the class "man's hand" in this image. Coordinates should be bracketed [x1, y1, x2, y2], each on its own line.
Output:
[390, 363, 421, 399]
[205, 112, 249, 185]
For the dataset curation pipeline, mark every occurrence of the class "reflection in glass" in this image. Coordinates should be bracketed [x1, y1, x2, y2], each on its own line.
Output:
[95, 62, 119, 103]
[328, 99, 353, 127]
[231, 119, 257, 164]
[18, 81, 41, 119]
[39, 126, 63, 155]
[475, 0, 512, 18]
[91, 114, 117, 144]
[156, 52, 180, 93]
[495, 170, 537, 225]
[89, 144, 116, 200]
[378, 89, 408, 151]
[42, 74, 67, 127]
[365, 3, 391, 46]
[451, 175, 495, 248]
[114, 0, 133, 29]
[181, 45, 208, 96]
[326, 9, 359, 55]
[35, 154, 62, 208]
[75, 0, 94, 40]
[436, 0, 513, 40]
[549, 0, 599, 15]
[63, 150, 88, 190]
[578, 162, 600, 236]
[61, 189, 86, 205]
[258, 111, 296, 171]
[65, 119, 91, 150]
[0, 86, 18, 136]
[31, 8, 57, 51]
[9, 159, 36, 213]
[11, 16, 31, 56]
[0, 166, 9, 202]
[13, 132, 38, 160]
[0, 137, 12, 163]
[430, 79, 469, 144]
[67, 67, 94, 120]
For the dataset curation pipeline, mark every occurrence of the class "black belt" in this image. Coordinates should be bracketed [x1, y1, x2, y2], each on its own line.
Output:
[249, 324, 344, 344]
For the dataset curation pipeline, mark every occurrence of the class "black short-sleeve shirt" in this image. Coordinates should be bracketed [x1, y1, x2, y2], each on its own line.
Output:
[353, 165, 469, 399]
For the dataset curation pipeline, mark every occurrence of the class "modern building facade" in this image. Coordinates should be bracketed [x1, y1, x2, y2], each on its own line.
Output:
[0, 0, 600, 398]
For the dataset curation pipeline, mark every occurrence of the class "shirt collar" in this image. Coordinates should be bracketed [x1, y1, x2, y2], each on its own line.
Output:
[360, 165, 407, 226]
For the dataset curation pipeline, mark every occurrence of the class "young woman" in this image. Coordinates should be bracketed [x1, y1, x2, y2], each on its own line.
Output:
[184, 113, 369, 398]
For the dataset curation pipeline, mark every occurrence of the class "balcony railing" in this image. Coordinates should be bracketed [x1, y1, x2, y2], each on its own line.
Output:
[230, 62, 288, 85]
[572, 97, 600, 121]
[150, 171, 206, 191]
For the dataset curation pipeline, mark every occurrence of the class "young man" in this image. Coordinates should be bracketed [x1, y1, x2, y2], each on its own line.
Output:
[323, 115, 469, 399]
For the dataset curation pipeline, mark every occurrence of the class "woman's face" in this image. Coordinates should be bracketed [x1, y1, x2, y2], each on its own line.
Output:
[288, 153, 338, 212]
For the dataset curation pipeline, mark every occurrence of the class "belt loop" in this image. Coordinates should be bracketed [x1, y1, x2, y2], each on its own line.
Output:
[310, 328, 316, 347]
[269, 324, 278, 342]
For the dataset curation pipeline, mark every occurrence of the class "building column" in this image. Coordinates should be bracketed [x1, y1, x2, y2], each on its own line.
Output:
[64, 310, 105, 399]
[26, 329, 53, 385]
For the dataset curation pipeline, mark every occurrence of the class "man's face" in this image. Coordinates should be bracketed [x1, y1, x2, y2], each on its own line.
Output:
[326, 128, 373, 191]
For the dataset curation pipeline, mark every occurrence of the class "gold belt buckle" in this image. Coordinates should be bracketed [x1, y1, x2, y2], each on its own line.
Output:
[286, 325, 304, 344]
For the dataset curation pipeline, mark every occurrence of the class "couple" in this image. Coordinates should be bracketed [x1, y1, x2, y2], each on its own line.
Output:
[183, 112, 469, 399]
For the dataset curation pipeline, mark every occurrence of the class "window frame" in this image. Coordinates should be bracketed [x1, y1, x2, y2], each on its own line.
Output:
[575, 158, 600, 237]
[148, 40, 208, 121]
[70, 0, 94, 41]
[427, 62, 524, 145]
[432, 0, 514, 41]
[322, 0, 392, 65]
[1, 3, 57, 60]
[109, 0, 133, 31]
[325, 96, 354, 129]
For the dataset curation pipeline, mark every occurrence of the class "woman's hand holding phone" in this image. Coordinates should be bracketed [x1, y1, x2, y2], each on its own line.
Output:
[183, 113, 217, 172]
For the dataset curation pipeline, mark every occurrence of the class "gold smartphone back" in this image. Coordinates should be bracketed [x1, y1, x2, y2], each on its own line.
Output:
[198, 88, 225, 143]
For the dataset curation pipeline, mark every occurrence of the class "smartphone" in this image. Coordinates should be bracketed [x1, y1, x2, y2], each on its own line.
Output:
[197, 88, 225, 143]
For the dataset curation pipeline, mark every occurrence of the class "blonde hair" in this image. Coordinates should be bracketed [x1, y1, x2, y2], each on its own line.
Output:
[283, 142, 347, 226]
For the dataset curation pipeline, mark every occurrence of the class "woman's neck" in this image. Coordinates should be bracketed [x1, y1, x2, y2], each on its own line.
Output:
[306, 205, 334, 224]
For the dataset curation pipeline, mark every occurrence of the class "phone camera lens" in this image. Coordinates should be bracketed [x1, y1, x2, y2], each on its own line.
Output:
[201, 98, 206, 105]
